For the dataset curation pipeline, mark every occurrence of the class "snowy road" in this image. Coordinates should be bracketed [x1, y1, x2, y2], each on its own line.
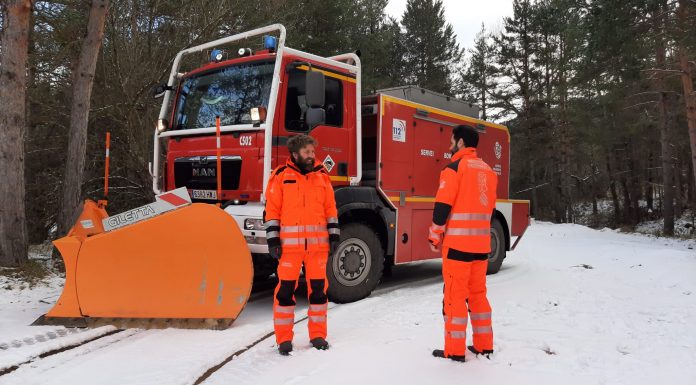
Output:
[1, 222, 695, 385]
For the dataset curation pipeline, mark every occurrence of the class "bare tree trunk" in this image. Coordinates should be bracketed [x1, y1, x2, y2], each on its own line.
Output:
[677, 0, 696, 198]
[647, 150, 654, 212]
[57, 0, 109, 236]
[654, 0, 674, 235]
[675, 153, 683, 218]
[529, 139, 538, 217]
[591, 161, 599, 225]
[606, 153, 621, 223]
[0, 0, 32, 267]
[625, 141, 641, 225]
[659, 95, 674, 235]
[618, 146, 633, 225]
[688, 156, 696, 205]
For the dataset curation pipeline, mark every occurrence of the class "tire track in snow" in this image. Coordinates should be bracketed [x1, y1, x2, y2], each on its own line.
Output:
[0, 328, 127, 377]
[192, 268, 443, 385]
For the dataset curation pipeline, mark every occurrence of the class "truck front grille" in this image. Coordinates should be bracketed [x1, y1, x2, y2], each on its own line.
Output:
[173, 156, 241, 190]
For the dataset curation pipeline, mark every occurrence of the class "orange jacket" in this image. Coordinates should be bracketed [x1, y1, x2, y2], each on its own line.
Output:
[264, 159, 339, 252]
[429, 148, 498, 254]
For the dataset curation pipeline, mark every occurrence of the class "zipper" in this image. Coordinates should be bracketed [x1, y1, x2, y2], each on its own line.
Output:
[304, 174, 308, 250]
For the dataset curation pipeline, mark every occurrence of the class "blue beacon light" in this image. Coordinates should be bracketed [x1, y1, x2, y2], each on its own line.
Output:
[211, 49, 223, 62]
[263, 35, 277, 52]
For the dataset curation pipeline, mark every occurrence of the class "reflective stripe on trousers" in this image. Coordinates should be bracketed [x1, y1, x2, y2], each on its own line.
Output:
[274, 318, 294, 325]
[309, 304, 328, 312]
[470, 312, 491, 321]
[473, 326, 493, 334]
[444, 315, 468, 325]
[274, 305, 295, 314]
[447, 331, 466, 339]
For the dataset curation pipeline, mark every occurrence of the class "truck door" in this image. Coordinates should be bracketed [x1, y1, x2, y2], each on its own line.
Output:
[279, 66, 353, 181]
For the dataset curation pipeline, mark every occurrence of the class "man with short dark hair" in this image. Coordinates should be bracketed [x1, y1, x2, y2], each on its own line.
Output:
[429, 124, 497, 362]
[264, 134, 339, 355]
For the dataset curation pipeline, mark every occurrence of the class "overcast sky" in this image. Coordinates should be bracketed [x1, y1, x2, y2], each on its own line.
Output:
[384, 0, 514, 52]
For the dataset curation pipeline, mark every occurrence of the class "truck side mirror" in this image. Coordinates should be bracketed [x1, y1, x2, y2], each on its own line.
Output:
[305, 70, 325, 129]
[153, 84, 173, 99]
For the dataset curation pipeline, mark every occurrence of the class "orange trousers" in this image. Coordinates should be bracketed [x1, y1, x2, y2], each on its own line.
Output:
[273, 250, 329, 344]
[442, 249, 493, 357]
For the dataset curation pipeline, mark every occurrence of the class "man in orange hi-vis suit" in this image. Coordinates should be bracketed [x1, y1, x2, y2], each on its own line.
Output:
[429, 125, 497, 362]
[264, 134, 339, 356]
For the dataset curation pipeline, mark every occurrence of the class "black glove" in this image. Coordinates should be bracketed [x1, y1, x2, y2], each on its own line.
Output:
[269, 245, 282, 260]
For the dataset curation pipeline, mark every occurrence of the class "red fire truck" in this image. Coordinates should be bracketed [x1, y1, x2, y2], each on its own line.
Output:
[151, 24, 530, 303]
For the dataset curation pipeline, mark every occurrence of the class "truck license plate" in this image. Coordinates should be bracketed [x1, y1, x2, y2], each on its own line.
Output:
[191, 190, 217, 200]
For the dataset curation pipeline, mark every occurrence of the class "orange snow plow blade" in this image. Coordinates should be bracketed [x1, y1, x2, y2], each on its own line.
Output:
[41, 194, 253, 329]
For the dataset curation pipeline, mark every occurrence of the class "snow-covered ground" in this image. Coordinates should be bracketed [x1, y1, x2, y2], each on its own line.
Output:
[1, 221, 695, 385]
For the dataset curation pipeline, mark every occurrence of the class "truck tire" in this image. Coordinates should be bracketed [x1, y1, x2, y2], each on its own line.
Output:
[327, 223, 384, 303]
[487, 219, 506, 274]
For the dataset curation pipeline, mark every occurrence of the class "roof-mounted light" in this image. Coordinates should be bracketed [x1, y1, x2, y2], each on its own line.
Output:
[211, 49, 223, 62]
[263, 35, 277, 52]
[238, 48, 254, 57]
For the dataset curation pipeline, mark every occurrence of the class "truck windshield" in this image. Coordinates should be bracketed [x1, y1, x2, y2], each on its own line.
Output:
[174, 61, 274, 130]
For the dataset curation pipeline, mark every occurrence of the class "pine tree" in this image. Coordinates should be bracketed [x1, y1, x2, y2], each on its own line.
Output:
[459, 24, 496, 120]
[401, 0, 461, 94]
[494, 0, 544, 216]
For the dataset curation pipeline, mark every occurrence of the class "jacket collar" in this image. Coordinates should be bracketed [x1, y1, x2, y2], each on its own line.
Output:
[285, 158, 324, 174]
[451, 147, 477, 162]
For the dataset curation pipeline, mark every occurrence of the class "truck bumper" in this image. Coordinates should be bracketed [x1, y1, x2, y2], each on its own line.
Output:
[224, 203, 269, 254]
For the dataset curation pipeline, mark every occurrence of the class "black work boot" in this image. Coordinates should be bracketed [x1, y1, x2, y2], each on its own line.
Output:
[432, 349, 466, 362]
[278, 341, 293, 356]
[310, 337, 329, 350]
[468, 346, 493, 359]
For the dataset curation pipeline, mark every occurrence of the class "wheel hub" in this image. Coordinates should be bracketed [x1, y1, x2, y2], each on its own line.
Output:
[340, 246, 365, 277]
[333, 239, 372, 287]
[343, 249, 362, 273]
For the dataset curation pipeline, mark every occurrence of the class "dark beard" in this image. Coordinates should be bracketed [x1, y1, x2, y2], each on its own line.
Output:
[450, 146, 458, 157]
[294, 155, 315, 174]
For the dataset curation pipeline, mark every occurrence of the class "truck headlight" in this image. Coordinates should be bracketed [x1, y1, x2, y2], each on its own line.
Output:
[244, 218, 264, 230]
[156, 119, 168, 133]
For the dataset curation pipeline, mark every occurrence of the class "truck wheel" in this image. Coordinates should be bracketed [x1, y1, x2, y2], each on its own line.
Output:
[327, 223, 384, 303]
[487, 219, 506, 274]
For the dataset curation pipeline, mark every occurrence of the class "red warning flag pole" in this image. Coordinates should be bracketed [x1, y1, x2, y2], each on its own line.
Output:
[216, 116, 222, 208]
[99, 132, 111, 208]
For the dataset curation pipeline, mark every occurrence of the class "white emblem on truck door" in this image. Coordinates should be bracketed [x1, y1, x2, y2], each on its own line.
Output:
[392, 119, 406, 142]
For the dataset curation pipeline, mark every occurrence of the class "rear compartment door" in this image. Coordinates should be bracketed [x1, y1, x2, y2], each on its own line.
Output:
[411, 116, 448, 262]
